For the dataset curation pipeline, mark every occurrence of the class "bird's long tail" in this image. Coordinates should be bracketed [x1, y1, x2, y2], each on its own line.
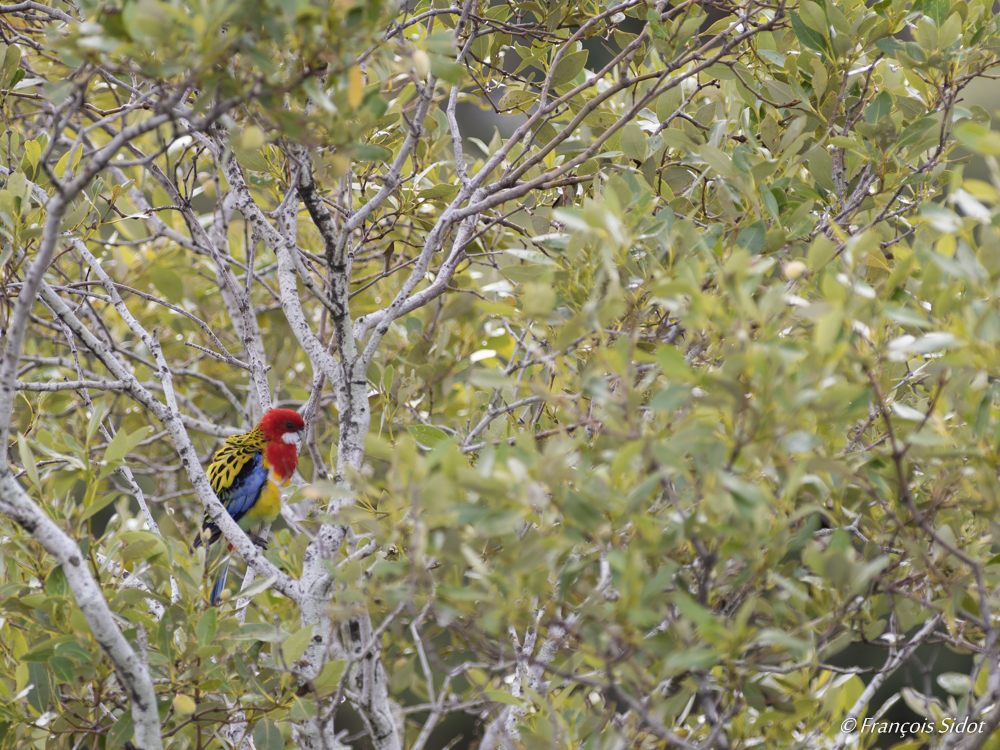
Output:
[210, 562, 230, 605]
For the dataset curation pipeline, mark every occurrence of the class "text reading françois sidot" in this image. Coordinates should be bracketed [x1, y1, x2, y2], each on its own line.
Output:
[840, 717, 987, 737]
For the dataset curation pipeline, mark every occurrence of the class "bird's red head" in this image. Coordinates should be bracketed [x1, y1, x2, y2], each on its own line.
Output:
[258, 408, 306, 443]
[257, 408, 306, 480]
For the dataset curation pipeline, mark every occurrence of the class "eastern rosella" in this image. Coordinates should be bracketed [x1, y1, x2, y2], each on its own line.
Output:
[193, 408, 306, 604]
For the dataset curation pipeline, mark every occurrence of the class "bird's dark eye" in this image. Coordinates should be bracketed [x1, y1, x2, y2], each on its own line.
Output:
[285, 422, 294, 429]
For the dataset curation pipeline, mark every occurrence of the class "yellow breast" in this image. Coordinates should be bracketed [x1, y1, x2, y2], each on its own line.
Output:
[241, 469, 285, 529]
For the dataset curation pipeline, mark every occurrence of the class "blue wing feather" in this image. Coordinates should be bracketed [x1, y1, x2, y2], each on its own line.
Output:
[218, 453, 268, 525]
[193, 451, 268, 548]
[202, 456, 267, 605]
[210, 562, 230, 605]
[196, 435, 270, 605]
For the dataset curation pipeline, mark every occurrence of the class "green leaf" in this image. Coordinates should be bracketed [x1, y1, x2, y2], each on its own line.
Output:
[893, 117, 937, 152]
[469, 369, 513, 389]
[763, 189, 780, 220]
[498, 88, 535, 111]
[106, 710, 133, 750]
[5, 170, 25, 205]
[26, 663, 51, 714]
[875, 38, 904, 57]
[150, 267, 184, 302]
[864, 91, 893, 124]
[550, 49, 588, 88]
[408, 425, 449, 449]
[55, 145, 80, 179]
[699, 145, 737, 180]
[86, 402, 109, 444]
[790, 11, 828, 55]
[234, 145, 270, 173]
[234, 574, 278, 599]
[736, 220, 767, 254]
[937, 673, 971, 696]
[501, 264, 546, 283]
[54, 641, 93, 663]
[282, 625, 314, 666]
[420, 183, 459, 200]
[798, 1, 827, 33]
[196, 608, 217, 647]
[62, 199, 92, 231]
[290, 696, 317, 721]
[620, 123, 648, 162]
[80, 491, 119, 522]
[891, 403, 927, 422]
[21, 635, 73, 662]
[254, 720, 283, 750]
[0, 45, 19, 88]
[656, 347, 694, 381]
[562, 494, 603, 528]
[49, 656, 74, 683]
[232, 623, 291, 642]
[430, 57, 465, 84]
[648, 385, 691, 412]
[665, 647, 720, 671]
[100, 428, 130, 478]
[955, 121, 1000, 155]
[807, 146, 834, 191]
[901, 688, 942, 721]
[923, 0, 949, 27]
[674, 15, 705, 47]
[883, 303, 930, 328]
[119, 531, 167, 564]
[814, 307, 844, 353]
[45, 567, 68, 598]
[127, 426, 151, 452]
[20, 141, 39, 180]
[354, 143, 394, 161]
[810, 58, 828, 101]
[313, 660, 346, 691]
[721, 473, 770, 509]
[16, 435, 38, 486]
[758, 49, 785, 66]
[485, 689, 524, 706]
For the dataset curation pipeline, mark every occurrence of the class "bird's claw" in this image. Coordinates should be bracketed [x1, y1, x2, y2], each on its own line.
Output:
[249, 534, 269, 550]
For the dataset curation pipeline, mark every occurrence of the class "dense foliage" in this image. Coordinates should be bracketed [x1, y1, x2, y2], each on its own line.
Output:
[1, 0, 1000, 747]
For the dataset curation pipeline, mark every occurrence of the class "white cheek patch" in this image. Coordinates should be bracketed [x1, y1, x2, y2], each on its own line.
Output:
[282, 431, 303, 446]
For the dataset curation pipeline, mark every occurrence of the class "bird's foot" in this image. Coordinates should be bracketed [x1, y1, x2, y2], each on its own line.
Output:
[249, 534, 269, 550]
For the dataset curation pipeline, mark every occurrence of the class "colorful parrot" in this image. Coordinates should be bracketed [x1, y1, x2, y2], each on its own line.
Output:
[193, 408, 306, 604]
